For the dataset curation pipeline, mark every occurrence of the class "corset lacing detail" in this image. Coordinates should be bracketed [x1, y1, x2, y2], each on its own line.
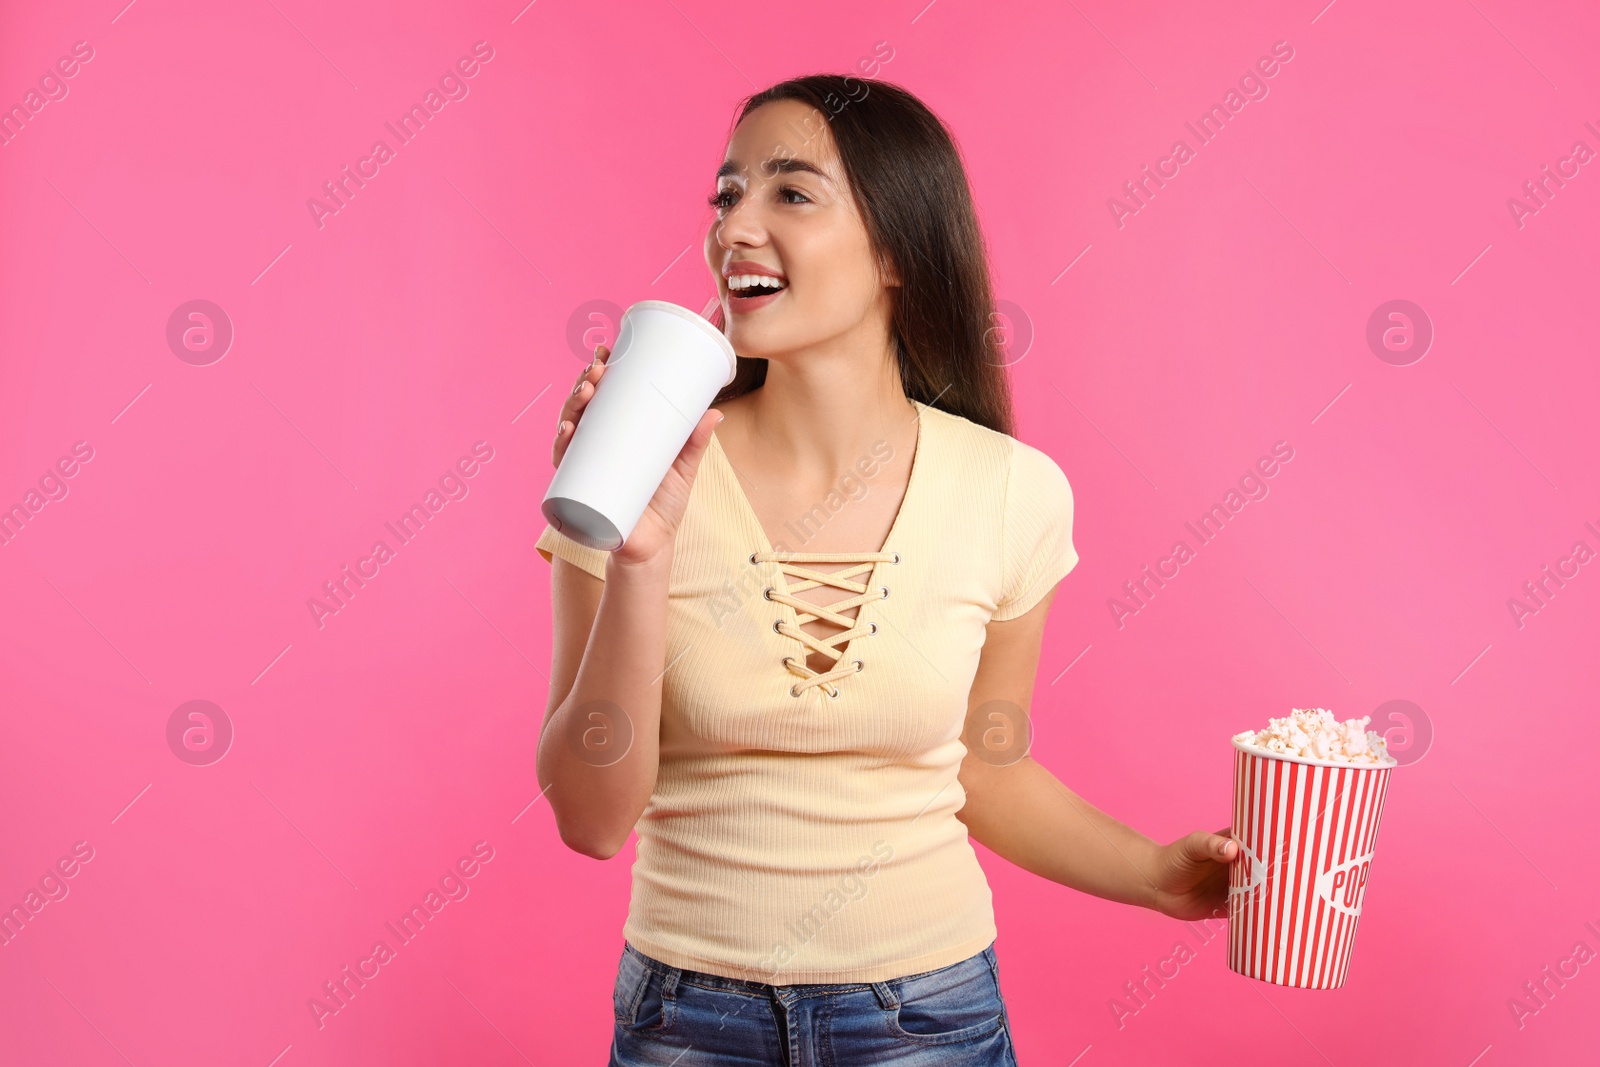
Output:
[752, 549, 899, 698]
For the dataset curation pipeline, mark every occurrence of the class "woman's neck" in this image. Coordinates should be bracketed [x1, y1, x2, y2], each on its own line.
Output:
[725, 358, 916, 485]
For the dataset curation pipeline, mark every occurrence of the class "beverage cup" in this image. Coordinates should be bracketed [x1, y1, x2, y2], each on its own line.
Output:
[1227, 738, 1394, 988]
[542, 300, 736, 550]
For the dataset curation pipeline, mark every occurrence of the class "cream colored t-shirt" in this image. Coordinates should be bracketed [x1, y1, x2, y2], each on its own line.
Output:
[535, 399, 1078, 983]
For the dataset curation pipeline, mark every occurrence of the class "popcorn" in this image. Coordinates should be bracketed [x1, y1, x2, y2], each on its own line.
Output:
[1233, 707, 1396, 766]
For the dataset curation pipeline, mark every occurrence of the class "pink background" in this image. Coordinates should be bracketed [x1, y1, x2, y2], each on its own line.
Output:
[2, 0, 1596, 1063]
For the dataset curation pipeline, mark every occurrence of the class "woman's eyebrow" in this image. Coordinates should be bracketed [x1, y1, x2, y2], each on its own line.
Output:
[715, 157, 833, 183]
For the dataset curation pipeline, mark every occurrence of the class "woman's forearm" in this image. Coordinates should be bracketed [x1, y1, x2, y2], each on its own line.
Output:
[956, 757, 1164, 910]
[535, 551, 673, 859]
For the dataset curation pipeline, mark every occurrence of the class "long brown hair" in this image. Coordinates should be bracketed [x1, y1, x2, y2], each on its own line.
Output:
[706, 74, 1016, 437]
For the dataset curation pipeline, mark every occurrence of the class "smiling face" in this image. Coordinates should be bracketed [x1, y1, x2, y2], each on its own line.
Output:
[704, 99, 898, 360]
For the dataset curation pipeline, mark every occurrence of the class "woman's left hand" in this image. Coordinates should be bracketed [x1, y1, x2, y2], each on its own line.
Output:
[1146, 827, 1237, 921]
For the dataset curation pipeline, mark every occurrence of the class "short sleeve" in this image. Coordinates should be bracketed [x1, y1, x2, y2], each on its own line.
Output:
[993, 440, 1079, 621]
[535, 523, 611, 581]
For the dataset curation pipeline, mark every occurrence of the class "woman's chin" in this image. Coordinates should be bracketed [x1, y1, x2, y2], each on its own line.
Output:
[724, 325, 788, 359]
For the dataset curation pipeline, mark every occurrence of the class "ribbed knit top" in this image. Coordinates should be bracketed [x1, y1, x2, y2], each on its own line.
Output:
[535, 399, 1079, 983]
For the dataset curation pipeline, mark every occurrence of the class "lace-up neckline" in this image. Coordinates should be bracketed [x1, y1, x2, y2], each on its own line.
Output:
[753, 549, 899, 698]
[710, 400, 926, 700]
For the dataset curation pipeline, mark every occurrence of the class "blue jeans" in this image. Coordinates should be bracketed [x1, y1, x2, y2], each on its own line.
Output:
[608, 941, 1020, 1066]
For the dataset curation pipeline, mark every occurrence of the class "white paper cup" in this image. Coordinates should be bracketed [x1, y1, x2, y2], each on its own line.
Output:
[542, 300, 736, 550]
[1227, 739, 1394, 988]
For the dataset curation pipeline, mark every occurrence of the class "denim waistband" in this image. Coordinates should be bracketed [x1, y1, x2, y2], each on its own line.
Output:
[621, 940, 997, 1002]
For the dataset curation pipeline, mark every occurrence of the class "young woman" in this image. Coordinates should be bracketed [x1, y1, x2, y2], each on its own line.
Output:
[535, 74, 1237, 1067]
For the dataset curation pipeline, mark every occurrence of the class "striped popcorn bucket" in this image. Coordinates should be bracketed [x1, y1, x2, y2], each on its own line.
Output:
[1227, 739, 1393, 988]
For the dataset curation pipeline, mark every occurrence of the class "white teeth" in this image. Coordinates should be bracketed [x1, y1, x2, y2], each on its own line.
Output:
[728, 273, 786, 292]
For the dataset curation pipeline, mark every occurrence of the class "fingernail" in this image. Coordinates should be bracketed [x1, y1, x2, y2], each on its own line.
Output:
[572, 378, 584, 395]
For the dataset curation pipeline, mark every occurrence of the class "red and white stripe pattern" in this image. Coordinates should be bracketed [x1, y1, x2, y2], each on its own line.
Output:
[1227, 742, 1392, 988]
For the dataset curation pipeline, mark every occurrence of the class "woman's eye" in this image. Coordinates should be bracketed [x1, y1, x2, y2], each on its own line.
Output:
[706, 186, 811, 212]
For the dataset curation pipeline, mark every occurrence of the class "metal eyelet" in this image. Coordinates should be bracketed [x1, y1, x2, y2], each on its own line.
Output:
[789, 685, 801, 698]
[890, 552, 900, 564]
[773, 620, 785, 634]
[869, 622, 878, 635]
[749, 552, 760, 565]
[827, 686, 840, 699]
[880, 586, 890, 599]
[763, 587, 774, 600]
[852, 659, 863, 672]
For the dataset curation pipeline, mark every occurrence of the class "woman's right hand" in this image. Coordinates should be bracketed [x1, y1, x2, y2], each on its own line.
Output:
[553, 343, 724, 568]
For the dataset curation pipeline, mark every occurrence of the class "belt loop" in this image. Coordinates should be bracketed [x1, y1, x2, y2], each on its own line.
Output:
[870, 980, 899, 1010]
[983, 943, 1001, 984]
[661, 966, 681, 1002]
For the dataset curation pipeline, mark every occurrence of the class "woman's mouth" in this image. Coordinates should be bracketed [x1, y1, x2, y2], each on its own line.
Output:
[726, 274, 787, 313]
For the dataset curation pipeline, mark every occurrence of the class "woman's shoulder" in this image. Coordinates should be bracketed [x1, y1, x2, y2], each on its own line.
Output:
[921, 402, 1064, 483]
[921, 401, 1004, 457]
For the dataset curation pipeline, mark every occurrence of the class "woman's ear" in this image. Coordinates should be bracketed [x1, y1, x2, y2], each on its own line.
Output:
[877, 252, 902, 289]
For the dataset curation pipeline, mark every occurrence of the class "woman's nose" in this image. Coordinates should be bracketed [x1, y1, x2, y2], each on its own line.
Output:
[714, 199, 765, 247]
